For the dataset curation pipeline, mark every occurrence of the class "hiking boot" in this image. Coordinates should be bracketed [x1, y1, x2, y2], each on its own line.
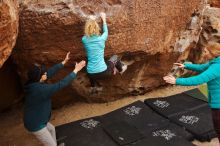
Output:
[89, 87, 97, 94]
[89, 87, 103, 95]
[58, 143, 65, 146]
[109, 55, 119, 64]
[115, 61, 127, 74]
[95, 86, 103, 91]
[120, 63, 127, 74]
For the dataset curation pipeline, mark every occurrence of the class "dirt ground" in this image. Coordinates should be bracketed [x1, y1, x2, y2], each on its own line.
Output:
[0, 85, 219, 146]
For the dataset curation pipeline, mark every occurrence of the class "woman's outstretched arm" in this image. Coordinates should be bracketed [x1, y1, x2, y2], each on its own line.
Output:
[47, 52, 70, 79]
[100, 12, 108, 41]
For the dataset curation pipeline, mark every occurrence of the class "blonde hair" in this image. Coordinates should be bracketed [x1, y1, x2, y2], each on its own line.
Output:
[84, 20, 100, 37]
[207, 43, 220, 57]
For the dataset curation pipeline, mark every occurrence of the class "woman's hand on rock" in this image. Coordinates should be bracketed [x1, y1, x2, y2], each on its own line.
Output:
[100, 12, 106, 23]
[174, 63, 185, 69]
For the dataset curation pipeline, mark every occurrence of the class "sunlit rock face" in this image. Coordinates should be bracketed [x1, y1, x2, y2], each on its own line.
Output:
[181, 6, 220, 63]
[0, 0, 19, 68]
[209, 0, 220, 8]
[171, 6, 220, 78]
[13, 0, 203, 107]
[0, 0, 20, 111]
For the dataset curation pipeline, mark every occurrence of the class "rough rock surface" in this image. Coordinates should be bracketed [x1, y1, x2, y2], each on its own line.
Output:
[0, 58, 22, 112]
[181, 6, 220, 63]
[13, 0, 204, 107]
[171, 6, 220, 78]
[0, 0, 20, 111]
[209, 0, 220, 7]
[0, 0, 19, 68]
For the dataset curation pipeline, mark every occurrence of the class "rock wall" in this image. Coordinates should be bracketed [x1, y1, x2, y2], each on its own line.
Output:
[0, 0, 20, 111]
[0, 0, 19, 68]
[13, 0, 204, 107]
[0, 57, 22, 112]
[209, 0, 220, 7]
[171, 6, 220, 78]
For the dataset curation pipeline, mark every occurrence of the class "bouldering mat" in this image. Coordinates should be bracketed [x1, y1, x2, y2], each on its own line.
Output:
[144, 91, 207, 118]
[103, 121, 144, 145]
[170, 105, 216, 141]
[100, 101, 169, 136]
[56, 117, 118, 146]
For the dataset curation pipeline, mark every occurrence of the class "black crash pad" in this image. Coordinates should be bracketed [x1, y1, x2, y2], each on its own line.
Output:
[154, 122, 194, 141]
[103, 121, 144, 145]
[144, 91, 207, 118]
[100, 101, 169, 136]
[56, 117, 117, 146]
[170, 106, 216, 141]
[127, 123, 196, 146]
[126, 136, 196, 146]
[56, 101, 194, 146]
[183, 88, 208, 102]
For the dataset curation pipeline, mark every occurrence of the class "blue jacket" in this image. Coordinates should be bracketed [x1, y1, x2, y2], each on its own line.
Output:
[82, 23, 108, 74]
[24, 63, 76, 132]
[176, 57, 220, 108]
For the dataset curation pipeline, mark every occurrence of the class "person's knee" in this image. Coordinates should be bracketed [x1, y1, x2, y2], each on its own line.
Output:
[47, 123, 55, 131]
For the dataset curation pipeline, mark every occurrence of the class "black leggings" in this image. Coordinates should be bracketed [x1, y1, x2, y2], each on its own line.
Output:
[212, 108, 220, 143]
[88, 61, 114, 87]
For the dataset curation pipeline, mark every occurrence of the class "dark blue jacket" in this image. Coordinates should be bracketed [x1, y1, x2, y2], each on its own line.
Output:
[24, 63, 76, 132]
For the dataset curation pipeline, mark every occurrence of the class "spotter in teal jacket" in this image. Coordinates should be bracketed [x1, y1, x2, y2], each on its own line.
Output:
[176, 57, 220, 109]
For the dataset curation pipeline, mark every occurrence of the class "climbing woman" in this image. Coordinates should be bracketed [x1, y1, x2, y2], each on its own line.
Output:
[82, 12, 127, 88]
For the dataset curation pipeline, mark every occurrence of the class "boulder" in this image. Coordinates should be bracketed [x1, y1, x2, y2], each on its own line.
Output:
[209, 0, 220, 8]
[0, 0, 20, 111]
[0, 58, 22, 112]
[13, 0, 204, 107]
[0, 0, 19, 68]
[172, 6, 220, 78]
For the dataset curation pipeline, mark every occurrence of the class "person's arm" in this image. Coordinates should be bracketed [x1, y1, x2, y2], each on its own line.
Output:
[47, 52, 70, 79]
[46, 72, 76, 95]
[100, 12, 108, 41]
[176, 64, 220, 86]
[82, 35, 88, 44]
[184, 62, 210, 73]
[46, 60, 86, 95]
[47, 63, 64, 79]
